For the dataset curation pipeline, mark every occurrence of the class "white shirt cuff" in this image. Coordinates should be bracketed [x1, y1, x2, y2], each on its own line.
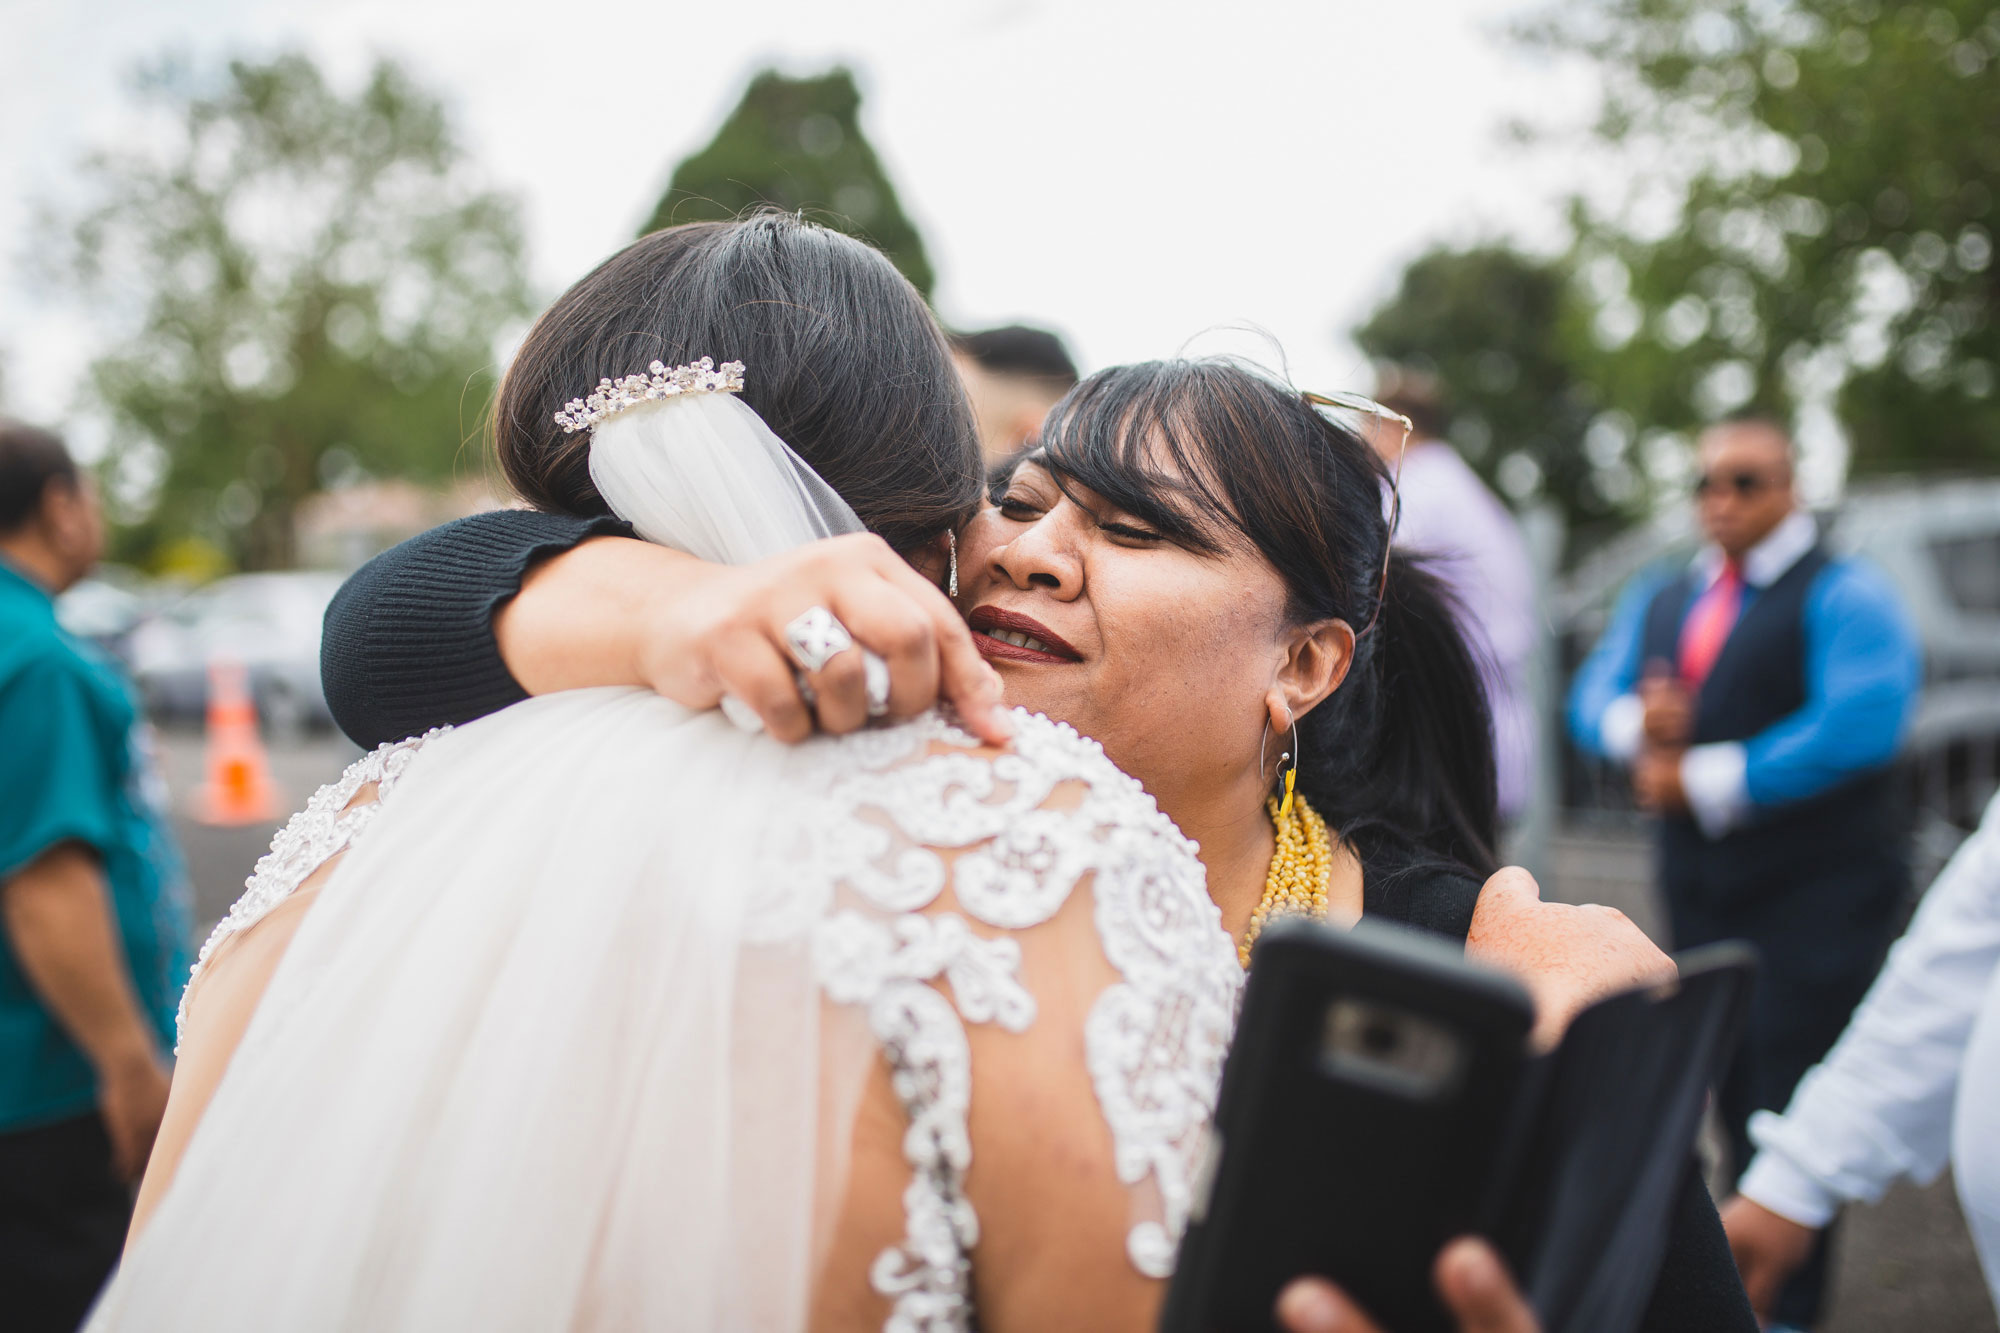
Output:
[1680, 742, 1749, 838]
[1599, 693, 1644, 763]
[1738, 1128, 1844, 1229]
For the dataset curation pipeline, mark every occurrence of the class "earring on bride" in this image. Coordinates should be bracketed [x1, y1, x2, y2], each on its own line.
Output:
[947, 529, 959, 599]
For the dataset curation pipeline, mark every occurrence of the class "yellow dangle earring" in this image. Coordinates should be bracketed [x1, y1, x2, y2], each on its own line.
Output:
[1241, 720, 1332, 968]
[1278, 720, 1299, 820]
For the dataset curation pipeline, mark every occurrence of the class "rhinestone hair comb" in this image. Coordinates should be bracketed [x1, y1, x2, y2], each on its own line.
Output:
[552, 357, 746, 434]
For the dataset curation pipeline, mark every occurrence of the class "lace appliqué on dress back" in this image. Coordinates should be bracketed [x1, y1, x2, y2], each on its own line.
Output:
[175, 729, 447, 1049]
[172, 710, 1233, 1333]
[779, 710, 1241, 1331]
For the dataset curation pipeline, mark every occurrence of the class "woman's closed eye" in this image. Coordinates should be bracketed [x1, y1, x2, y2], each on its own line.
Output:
[996, 469, 1170, 546]
[999, 492, 1162, 545]
[995, 493, 1047, 522]
[999, 496, 1165, 546]
[1097, 518, 1165, 545]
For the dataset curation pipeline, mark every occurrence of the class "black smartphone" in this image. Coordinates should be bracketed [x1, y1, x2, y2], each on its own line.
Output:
[1159, 917, 1535, 1333]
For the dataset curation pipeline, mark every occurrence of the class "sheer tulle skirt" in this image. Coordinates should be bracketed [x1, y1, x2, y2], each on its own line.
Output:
[91, 689, 862, 1331]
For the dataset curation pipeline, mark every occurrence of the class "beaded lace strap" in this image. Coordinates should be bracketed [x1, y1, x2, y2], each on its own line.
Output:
[174, 728, 448, 1049]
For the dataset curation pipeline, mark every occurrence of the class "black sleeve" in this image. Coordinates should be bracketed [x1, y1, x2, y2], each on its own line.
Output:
[1637, 1165, 1757, 1333]
[320, 509, 634, 749]
[1361, 860, 1483, 944]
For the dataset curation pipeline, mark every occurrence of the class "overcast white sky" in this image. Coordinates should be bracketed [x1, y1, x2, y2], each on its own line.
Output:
[0, 0, 1598, 453]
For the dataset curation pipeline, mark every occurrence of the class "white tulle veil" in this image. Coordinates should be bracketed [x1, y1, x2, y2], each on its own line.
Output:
[91, 370, 908, 1329]
[587, 385, 868, 558]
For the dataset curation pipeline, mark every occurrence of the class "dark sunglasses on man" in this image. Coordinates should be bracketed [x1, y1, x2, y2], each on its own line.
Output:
[1694, 468, 1781, 499]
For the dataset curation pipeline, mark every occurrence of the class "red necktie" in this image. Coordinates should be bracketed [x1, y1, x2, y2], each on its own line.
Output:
[1678, 559, 1744, 688]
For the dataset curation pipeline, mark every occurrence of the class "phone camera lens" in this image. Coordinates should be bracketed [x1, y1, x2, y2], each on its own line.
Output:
[1362, 1022, 1399, 1055]
[1323, 999, 1463, 1099]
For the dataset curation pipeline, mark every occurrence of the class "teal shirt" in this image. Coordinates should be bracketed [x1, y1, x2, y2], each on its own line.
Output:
[0, 559, 191, 1131]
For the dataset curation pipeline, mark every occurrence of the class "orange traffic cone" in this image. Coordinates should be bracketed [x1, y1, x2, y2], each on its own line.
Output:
[192, 659, 282, 826]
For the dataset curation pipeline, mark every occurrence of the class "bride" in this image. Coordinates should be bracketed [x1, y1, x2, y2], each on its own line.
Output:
[93, 216, 1243, 1330]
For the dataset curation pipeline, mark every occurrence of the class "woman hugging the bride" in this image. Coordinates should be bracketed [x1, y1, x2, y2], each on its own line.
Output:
[94, 213, 1754, 1332]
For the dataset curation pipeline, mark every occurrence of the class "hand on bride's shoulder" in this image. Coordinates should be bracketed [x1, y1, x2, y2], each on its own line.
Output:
[1465, 867, 1675, 1051]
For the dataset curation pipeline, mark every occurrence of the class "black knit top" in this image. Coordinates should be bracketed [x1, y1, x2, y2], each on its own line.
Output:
[322, 511, 633, 749]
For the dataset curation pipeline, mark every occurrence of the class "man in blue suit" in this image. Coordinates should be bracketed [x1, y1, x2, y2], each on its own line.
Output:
[1569, 415, 1920, 1331]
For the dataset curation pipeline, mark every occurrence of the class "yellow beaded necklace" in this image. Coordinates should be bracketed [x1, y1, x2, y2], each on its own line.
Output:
[1237, 791, 1334, 968]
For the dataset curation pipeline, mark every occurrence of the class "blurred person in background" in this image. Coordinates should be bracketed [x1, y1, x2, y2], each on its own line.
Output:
[950, 323, 1078, 465]
[1722, 786, 2000, 1323]
[1369, 365, 1537, 824]
[0, 422, 190, 1332]
[1567, 414, 1920, 1331]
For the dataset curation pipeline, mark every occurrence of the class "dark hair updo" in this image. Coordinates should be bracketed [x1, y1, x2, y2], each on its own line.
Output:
[1031, 358, 1499, 883]
[496, 213, 982, 554]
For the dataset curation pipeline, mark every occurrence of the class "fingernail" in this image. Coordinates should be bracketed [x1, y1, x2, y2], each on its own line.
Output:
[1441, 1238, 1500, 1299]
[986, 704, 1014, 738]
[1275, 1280, 1344, 1333]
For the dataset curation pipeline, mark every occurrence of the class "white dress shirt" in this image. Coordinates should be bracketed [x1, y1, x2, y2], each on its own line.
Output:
[1739, 789, 2000, 1306]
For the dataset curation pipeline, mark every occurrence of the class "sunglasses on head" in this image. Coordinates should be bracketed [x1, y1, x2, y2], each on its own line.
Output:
[1301, 390, 1415, 639]
[1694, 469, 1779, 498]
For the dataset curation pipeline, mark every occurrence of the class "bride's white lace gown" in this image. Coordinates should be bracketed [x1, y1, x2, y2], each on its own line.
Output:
[88, 374, 1242, 1330]
[92, 691, 1240, 1331]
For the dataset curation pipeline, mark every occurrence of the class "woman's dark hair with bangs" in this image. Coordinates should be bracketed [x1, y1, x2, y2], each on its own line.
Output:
[1031, 358, 1500, 884]
[497, 212, 982, 553]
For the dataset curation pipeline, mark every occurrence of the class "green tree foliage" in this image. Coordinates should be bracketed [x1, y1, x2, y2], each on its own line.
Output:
[1522, 0, 2000, 474]
[642, 68, 935, 298]
[1354, 245, 1639, 536]
[48, 53, 534, 570]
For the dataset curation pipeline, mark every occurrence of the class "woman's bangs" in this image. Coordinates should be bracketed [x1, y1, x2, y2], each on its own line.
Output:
[1035, 366, 1243, 555]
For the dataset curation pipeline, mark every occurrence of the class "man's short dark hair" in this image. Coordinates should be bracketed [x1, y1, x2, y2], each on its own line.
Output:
[951, 325, 1079, 386]
[1716, 408, 1794, 441]
[1710, 410, 1799, 467]
[0, 420, 78, 534]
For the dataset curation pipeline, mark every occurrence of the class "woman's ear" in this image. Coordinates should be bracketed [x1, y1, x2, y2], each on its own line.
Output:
[1269, 619, 1354, 731]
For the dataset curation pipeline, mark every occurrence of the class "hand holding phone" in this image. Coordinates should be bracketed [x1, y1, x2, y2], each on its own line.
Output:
[1275, 1239, 1542, 1333]
[1163, 919, 1535, 1333]
[1161, 918, 1754, 1333]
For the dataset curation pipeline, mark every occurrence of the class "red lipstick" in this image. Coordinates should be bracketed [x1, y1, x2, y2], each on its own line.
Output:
[966, 606, 1082, 664]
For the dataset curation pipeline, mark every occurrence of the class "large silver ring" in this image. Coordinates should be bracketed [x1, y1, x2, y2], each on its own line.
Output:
[784, 605, 854, 674]
[863, 651, 891, 719]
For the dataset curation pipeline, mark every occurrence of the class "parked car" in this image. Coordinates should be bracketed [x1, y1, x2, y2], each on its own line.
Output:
[55, 571, 149, 666]
[128, 571, 344, 732]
